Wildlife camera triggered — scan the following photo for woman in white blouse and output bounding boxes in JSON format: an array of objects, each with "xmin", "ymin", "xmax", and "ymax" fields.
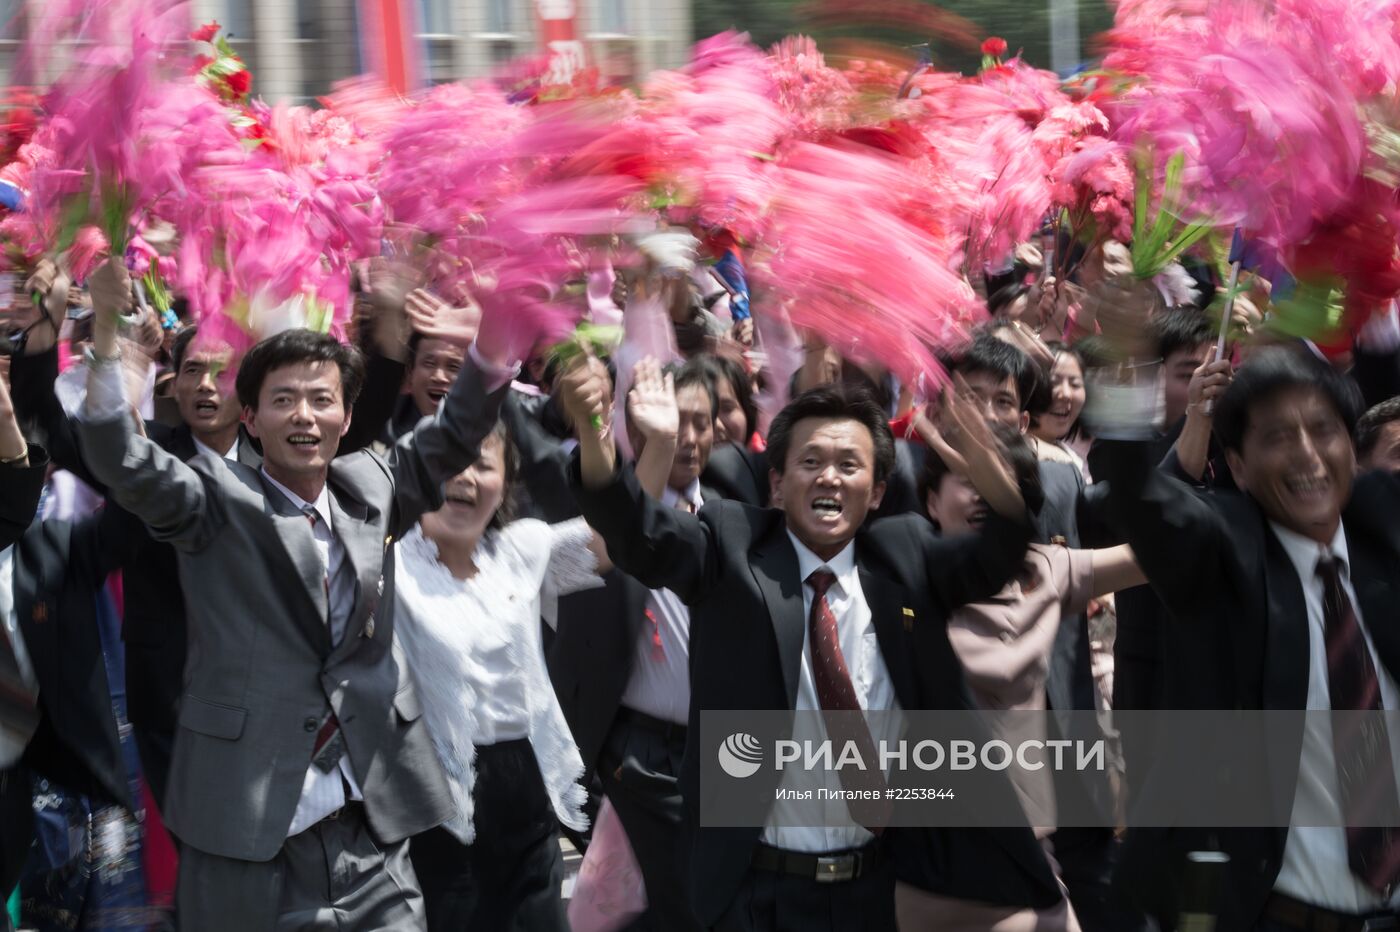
[{"xmin": 395, "ymin": 362, "xmax": 678, "ymax": 931}]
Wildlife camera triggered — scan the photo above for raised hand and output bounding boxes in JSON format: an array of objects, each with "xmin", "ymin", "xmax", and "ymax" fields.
[
  {"xmin": 1187, "ymin": 355, "xmax": 1234, "ymax": 416},
  {"xmin": 940, "ymin": 374, "xmax": 1025, "ymax": 521},
  {"xmin": 627, "ymin": 357, "xmax": 678, "ymax": 442},
  {"xmin": 558, "ymin": 352, "xmax": 612, "ymax": 434},
  {"xmin": 405, "ymin": 288, "xmax": 482, "ymax": 348}
]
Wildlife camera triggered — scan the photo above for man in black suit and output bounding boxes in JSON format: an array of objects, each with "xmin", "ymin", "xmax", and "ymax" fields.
[
  {"xmin": 549, "ymin": 358, "xmax": 723, "ymax": 932},
  {"xmin": 562, "ymin": 356, "xmax": 1052, "ymax": 931},
  {"xmin": 1091, "ymin": 345, "xmax": 1400, "ymax": 931}
]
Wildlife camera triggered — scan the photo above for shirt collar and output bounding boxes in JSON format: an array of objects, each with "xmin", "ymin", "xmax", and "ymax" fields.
[
  {"xmin": 661, "ymin": 477, "xmax": 703, "ymax": 512},
  {"xmin": 1269, "ymin": 519, "xmax": 1349, "ymax": 581},
  {"xmin": 261, "ymin": 468, "xmax": 332, "ymax": 528},
  {"xmin": 193, "ymin": 433, "xmax": 239, "ymax": 463},
  {"xmin": 785, "ymin": 530, "xmax": 858, "ymax": 598}
]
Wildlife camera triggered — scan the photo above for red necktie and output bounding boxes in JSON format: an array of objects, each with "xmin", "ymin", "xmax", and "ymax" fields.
[
  {"xmin": 1319, "ymin": 557, "xmax": 1400, "ymax": 895},
  {"xmin": 807, "ymin": 569, "xmax": 890, "ymax": 833}
]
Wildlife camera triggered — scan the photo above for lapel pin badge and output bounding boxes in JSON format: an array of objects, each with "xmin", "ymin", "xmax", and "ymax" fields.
[{"xmin": 902, "ymin": 607, "xmax": 915, "ymax": 631}]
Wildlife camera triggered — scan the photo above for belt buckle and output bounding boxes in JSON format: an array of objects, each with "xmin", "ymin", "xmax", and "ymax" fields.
[{"xmin": 814, "ymin": 854, "xmax": 856, "ymax": 884}]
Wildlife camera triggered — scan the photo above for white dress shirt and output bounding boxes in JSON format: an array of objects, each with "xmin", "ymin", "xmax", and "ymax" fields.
[
  {"xmin": 260, "ymin": 470, "xmax": 365, "ymax": 835},
  {"xmin": 1271, "ymin": 521, "xmax": 1400, "ymax": 911},
  {"xmin": 192, "ymin": 433, "xmax": 240, "ymax": 463},
  {"xmin": 0, "ymin": 546, "xmax": 38, "ymax": 769},
  {"xmin": 618, "ymin": 479, "xmax": 703, "ymax": 726},
  {"xmin": 762, "ymin": 533, "xmax": 902, "ymax": 853}
]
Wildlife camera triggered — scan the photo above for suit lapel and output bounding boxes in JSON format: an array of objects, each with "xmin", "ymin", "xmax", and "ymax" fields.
[
  {"xmin": 1261, "ymin": 529, "xmax": 1310, "ymax": 712},
  {"xmin": 259, "ymin": 474, "xmax": 332, "ymax": 654},
  {"xmin": 750, "ymin": 525, "xmax": 805, "ymax": 709},
  {"xmin": 858, "ymin": 565, "xmax": 919, "ymax": 711}
]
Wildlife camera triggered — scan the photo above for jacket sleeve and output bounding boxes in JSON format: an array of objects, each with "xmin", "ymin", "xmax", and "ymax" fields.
[
  {"xmin": 8, "ymin": 347, "xmax": 103, "ymax": 490},
  {"xmin": 385, "ymin": 352, "xmax": 510, "ymax": 538},
  {"xmin": 74, "ymin": 412, "xmax": 221, "ymax": 553},
  {"xmin": 568, "ymin": 455, "xmax": 720, "ymax": 605},
  {"xmin": 340, "ymin": 353, "xmax": 406, "ymax": 455},
  {"xmin": 1089, "ymin": 438, "xmax": 1230, "ymax": 601},
  {"xmin": 0, "ymin": 447, "xmax": 49, "ymax": 549}
]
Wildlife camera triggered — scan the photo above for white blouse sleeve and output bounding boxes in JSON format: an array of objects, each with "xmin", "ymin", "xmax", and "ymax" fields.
[{"xmin": 539, "ymin": 517, "xmax": 605, "ymax": 628}]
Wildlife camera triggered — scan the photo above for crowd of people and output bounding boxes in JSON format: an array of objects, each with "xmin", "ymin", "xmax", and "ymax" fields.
[{"xmin": 2, "ymin": 220, "xmax": 1400, "ymax": 932}]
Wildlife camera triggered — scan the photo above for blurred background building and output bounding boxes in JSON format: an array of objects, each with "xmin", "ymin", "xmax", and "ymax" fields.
[{"xmin": 0, "ymin": 0, "xmax": 1115, "ymax": 102}]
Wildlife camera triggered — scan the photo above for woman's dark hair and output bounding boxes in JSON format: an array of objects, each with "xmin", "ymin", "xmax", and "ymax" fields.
[
  {"xmin": 767, "ymin": 384, "xmax": 896, "ymax": 483},
  {"xmin": 1027, "ymin": 342, "xmax": 1087, "ymax": 440},
  {"xmin": 699, "ymin": 352, "xmax": 758, "ymax": 443},
  {"xmin": 672, "ymin": 358, "xmax": 719, "ymax": 419},
  {"xmin": 235, "ymin": 329, "xmax": 367, "ymax": 410},
  {"xmin": 1213, "ymin": 346, "xmax": 1363, "ymax": 453},
  {"xmin": 919, "ymin": 423, "xmax": 1044, "ymax": 528},
  {"xmin": 484, "ymin": 418, "xmax": 520, "ymax": 531}
]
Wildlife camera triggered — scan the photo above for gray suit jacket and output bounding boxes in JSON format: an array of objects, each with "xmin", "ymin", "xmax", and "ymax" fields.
[{"xmin": 77, "ymin": 354, "xmax": 508, "ymax": 861}]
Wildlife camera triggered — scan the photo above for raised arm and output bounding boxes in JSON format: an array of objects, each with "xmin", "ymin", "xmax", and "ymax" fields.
[
  {"xmin": 383, "ymin": 288, "xmax": 521, "ymax": 537},
  {"xmin": 562, "ymin": 355, "xmax": 717, "ymax": 603},
  {"xmin": 72, "ymin": 259, "xmax": 219, "ymax": 551}
]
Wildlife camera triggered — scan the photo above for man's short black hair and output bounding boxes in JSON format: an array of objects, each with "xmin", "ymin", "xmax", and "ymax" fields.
[
  {"xmin": 919, "ymin": 423, "xmax": 1044, "ymax": 526},
  {"xmin": 171, "ymin": 325, "xmax": 199, "ymax": 372},
  {"xmin": 1357, "ymin": 396, "xmax": 1400, "ymax": 459},
  {"xmin": 1213, "ymin": 346, "xmax": 1363, "ymax": 453},
  {"xmin": 1151, "ymin": 309, "xmax": 1214, "ymax": 362},
  {"xmin": 235, "ymin": 329, "xmax": 367, "ymax": 411},
  {"xmin": 767, "ymin": 384, "xmax": 896, "ymax": 484},
  {"xmin": 672, "ymin": 357, "xmax": 719, "ymax": 420},
  {"xmin": 946, "ymin": 333, "xmax": 1040, "ymax": 412}
]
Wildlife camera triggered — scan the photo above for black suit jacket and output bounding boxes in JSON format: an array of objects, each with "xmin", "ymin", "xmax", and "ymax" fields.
[
  {"xmin": 548, "ymin": 482, "xmax": 721, "ymax": 780},
  {"xmin": 13, "ymin": 507, "xmax": 132, "ymax": 811},
  {"xmin": 0, "ymin": 453, "xmax": 48, "ymax": 549},
  {"xmin": 1094, "ymin": 438, "xmax": 1400, "ymax": 930},
  {"xmin": 572, "ymin": 460, "xmax": 1060, "ymax": 925}
]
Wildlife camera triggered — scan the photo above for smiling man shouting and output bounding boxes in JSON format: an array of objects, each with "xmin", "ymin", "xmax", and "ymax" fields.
[
  {"xmin": 563, "ymin": 357, "xmax": 1055, "ymax": 932},
  {"xmin": 74, "ymin": 256, "xmax": 526, "ymax": 931}
]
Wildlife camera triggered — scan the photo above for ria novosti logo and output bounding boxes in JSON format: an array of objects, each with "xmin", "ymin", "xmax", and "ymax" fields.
[{"xmin": 718, "ymin": 733, "xmax": 764, "ymax": 778}]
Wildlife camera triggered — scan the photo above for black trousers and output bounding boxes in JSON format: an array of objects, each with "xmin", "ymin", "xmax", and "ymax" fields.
[
  {"xmin": 712, "ymin": 859, "xmax": 897, "ymax": 932},
  {"xmin": 599, "ymin": 711, "xmax": 704, "ymax": 932},
  {"xmin": 409, "ymin": 740, "xmax": 567, "ymax": 932}
]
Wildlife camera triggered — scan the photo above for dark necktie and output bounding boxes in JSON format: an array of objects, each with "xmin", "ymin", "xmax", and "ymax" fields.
[
  {"xmin": 303, "ymin": 507, "xmax": 345, "ymax": 774},
  {"xmin": 806, "ymin": 569, "xmax": 890, "ymax": 833},
  {"xmin": 1318, "ymin": 556, "xmax": 1400, "ymax": 896}
]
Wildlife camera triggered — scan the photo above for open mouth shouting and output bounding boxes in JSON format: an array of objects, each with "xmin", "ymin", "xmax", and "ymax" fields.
[{"xmin": 812, "ymin": 496, "xmax": 843, "ymax": 522}]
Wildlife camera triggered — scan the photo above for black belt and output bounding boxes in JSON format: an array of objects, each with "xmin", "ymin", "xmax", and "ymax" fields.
[
  {"xmin": 750, "ymin": 841, "xmax": 883, "ymax": 884},
  {"xmin": 1265, "ymin": 892, "xmax": 1400, "ymax": 932},
  {"xmin": 616, "ymin": 707, "xmax": 687, "ymax": 742}
]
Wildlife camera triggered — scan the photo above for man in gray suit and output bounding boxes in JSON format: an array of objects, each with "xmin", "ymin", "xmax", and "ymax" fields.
[{"xmin": 75, "ymin": 258, "xmax": 521, "ymax": 930}]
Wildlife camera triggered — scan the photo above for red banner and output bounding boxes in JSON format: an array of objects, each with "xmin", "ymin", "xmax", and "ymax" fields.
[{"xmin": 535, "ymin": 0, "xmax": 586, "ymax": 85}]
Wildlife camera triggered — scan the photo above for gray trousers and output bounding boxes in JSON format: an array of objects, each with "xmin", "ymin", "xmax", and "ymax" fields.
[{"xmin": 176, "ymin": 804, "xmax": 425, "ymax": 931}]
